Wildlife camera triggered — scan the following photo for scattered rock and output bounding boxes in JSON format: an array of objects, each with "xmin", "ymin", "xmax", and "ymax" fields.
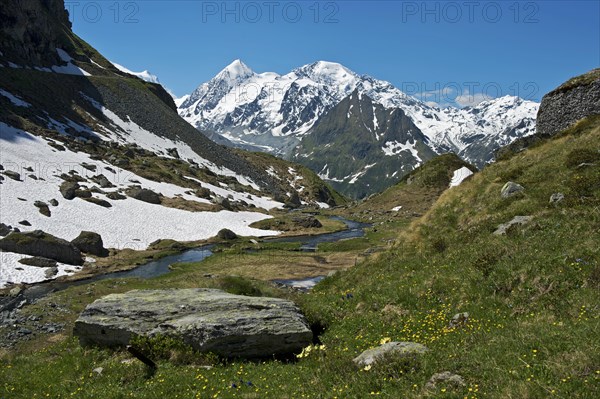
[
  {"xmin": 92, "ymin": 367, "xmax": 104, "ymax": 376},
  {"xmin": 292, "ymin": 216, "xmax": 322, "ymax": 229},
  {"xmin": 353, "ymin": 342, "xmax": 428, "ymax": 367},
  {"xmin": 84, "ymin": 197, "xmax": 112, "ymax": 208},
  {"xmin": 166, "ymin": 148, "xmax": 180, "ymax": 159},
  {"xmin": 126, "ymin": 188, "xmax": 161, "ymax": 204},
  {"xmin": 18, "ymin": 257, "xmax": 57, "ymax": 268},
  {"xmin": 71, "ymin": 231, "xmax": 108, "ymax": 257},
  {"xmin": 49, "ymin": 199, "xmax": 59, "ymax": 206},
  {"xmin": 0, "ymin": 223, "xmax": 11, "ymax": 236},
  {"xmin": 195, "ymin": 187, "xmax": 212, "ymax": 199},
  {"xmin": 106, "ymin": 191, "xmax": 126, "ymax": 200},
  {"xmin": 73, "ymin": 288, "xmax": 313, "ymax": 358},
  {"xmin": 217, "ymin": 229, "xmax": 237, "ymax": 240},
  {"xmin": 501, "ymin": 181, "xmax": 525, "ymax": 198},
  {"xmin": 449, "ymin": 312, "xmax": 469, "ymax": 328},
  {"xmin": 550, "ymin": 192, "xmax": 565, "ymax": 205},
  {"xmin": 18, "ymin": 220, "xmax": 31, "ymax": 226},
  {"xmin": 214, "ymin": 196, "xmax": 232, "ymax": 210},
  {"xmin": 60, "ymin": 181, "xmax": 80, "ymax": 200},
  {"xmin": 91, "ymin": 174, "xmax": 114, "ymax": 188},
  {"xmin": 2, "ymin": 170, "xmax": 21, "ymax": 181},
  {"xmin": 0, "ymin": 230, "xmax": 84, "ymax": 265},
  {"xmin": 34, "ymin": 201, "xmax": 51, "ymax": 217},
  {"xmin": 44, "ymin": 267, "xmax": 58, "ymax": 278},
  {"xmin": 81, "ymin": 163, "xmax": 97, "ymax": 172},
  {"xmin": 425, "ymin": 371, "xmax": 466, "ymax": 390},
  {"xmin": 493, "ymin": 215, "xmax": 533, "ymax": 236}
]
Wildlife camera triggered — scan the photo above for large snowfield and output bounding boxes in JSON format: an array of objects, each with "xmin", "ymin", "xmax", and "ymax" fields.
[{"xmin": 0, "ymin": 123, "xmax": 281, "ymax": 288}]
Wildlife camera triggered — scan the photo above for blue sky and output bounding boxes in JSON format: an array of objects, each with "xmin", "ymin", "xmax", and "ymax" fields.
[{"xmin": 70, "ymin": 1, "xmax": 599, "ymax": 106}]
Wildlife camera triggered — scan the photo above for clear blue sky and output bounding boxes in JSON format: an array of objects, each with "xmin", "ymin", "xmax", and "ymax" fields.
[{"xmin": 70, "ymin": 0, "xmax": 599, "ymax": 105}]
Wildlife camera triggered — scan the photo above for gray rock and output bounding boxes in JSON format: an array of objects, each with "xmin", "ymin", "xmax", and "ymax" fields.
[
  {"xmin": 0, "ymin": 230, "xmax": 84, "ymax": 265},
  {"xmin": 214, "ymin": 196, "xmax": 232, "ymax": 210},
  {"xmin": 84, "ymin": 197, "xmax": 112, "ymax": 208},
  {"xmin": 425, "ymin": 371, "xmax": 466, "ymax": 390},
  {"xmin": 501, "ymin": 182, "xmax": 525, "ymax": 198},
  {"xmin": 217, "ymin": 228, "xmax": 237, "ymax": 240},
  {"xmin": 0, "ymin": 223, "xmax": 11, "ymax": 236},
  {"xmin": 34, "ymin": 201, "xmax": 51, "ymax": 217},
  {"xmin": 106, "ymin": 191, "xmax": 126, "ymax": 200},
  {"xmin": 18, "ymin": 220, "xmax": 31, "ymax": 226},
  {"xmin": 71, "ymin": 231, "xmax": 108, "ymax": 257},
  {"xmin": 2, "ymin": 170, "xmax": 21, "ymax": 181},
  {"xmin": 126, "ymin": 188, "xmax": 161, "ymax": 204},
  {"xmin": 449, "ymin": 312, "xmax": 469, "ymax": 328},
  {"xmin": 18, "ymin": 257, "xmax": 57, "ymax": 268},
  {"xmin": 44, "ymin": 267, "xmax": 58, "ymax": 278},
  {"xmin": 59, "ymin": 181, "xmax": 80, "ymax": 200},
  {"xmin": 166, "ymin": 148, "xmax": 180, "ymax": 159},
  {"xmin": 353, "ymin": 341, "xmax": 428, "ymax": 367},
  {"xmin": 73, "ymin": 288, "xmax": 313, "ymax": 358},
  {"xmin": 550, "ymin": 192, "xmax": 565, "ymax": 205},
  {"xmin": 292, "ymin": 216, "xmax": 322, "ymax": 229},
  {"xmin": 49, "ymin": 199, "xmax": 59, "ymax": 206},
  {"xmin": 493, "ymin": 215, "xmax": 533, "ymax": 236},
  {"xmin": 91, "ymin": 174, "xmax": 115, "ymax": 188}
]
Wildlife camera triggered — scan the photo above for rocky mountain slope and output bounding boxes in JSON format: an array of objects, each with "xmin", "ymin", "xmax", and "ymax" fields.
[
  {"xmin": 0, "ymin": 0, "xmax": 344, "ymax": 288},
  {"xmin": 179, "ymin": 60, "xmax": 538, "ymax": 198}
]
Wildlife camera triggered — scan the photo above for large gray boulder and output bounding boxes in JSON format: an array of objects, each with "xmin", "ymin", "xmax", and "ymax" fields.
[
  {"xmin": 126, "ymin": 188, "xmax": 161, "ymax": 204},
  {"xmin": 0, "ymin": 230, "xmax": 84, "ymax": 265},
  {"xmin": 73, "ymin": 289, "xmax": 313, "ymax": 358}
]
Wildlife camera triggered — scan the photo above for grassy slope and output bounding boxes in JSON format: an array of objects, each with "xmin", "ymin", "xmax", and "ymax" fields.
[{"xmin": 1, "ymin": 119, "xmax": 599, "ymax": 398}]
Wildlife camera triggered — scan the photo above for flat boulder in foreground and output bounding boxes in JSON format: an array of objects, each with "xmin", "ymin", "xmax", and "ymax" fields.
[{"xmin": 73, "ymin": 288, "xmax": 313, "ymax": 358}]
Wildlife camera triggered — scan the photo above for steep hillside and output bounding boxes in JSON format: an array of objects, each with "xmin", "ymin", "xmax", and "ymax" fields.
[{"xmin": 0, "ymin": 0, "xmax": 344, "ymax": 288}]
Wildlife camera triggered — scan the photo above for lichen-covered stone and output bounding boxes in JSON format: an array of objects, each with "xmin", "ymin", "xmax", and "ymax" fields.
[
  {"xmin": 73, "ymin": 289, "xmax": 313, "ymax": 358},
  {"xmin": 353, "ymin": 341, "xmax": 428, "ymax": 367}
]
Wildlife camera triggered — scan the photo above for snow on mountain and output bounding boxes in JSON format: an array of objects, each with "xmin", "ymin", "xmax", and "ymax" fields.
[
  {"xmin": 0, "ymin": 122, "xmax": 280, "ymax": 287},
  {"xmin": 178, "ymin": 60, "xmax": 539, "ymax": 164},
  {"xmin": 113, "ymin": 62, "xmax": 160, "ymax": 84}
]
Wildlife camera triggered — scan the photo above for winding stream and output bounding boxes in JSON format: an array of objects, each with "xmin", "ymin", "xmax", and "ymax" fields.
[{"xmin": 1, "ymin": 217, "xmax": 368, "ymax": 308}]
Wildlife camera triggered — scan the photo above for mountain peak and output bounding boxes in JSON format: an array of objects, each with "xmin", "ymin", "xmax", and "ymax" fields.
[{"xmin": 216, "ymin": 59, "xmax": 254, "ymax": 82}]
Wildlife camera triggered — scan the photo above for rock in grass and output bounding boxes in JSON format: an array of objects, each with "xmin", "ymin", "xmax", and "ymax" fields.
[
  {"xmin": 425, "ymin": 371, "xmax": 466, "ymax": 390},
  {"xmin": 500, "ymin": 181, "xmax": 525, "ymax": 198},
  {"xmin": 73, "ymin": 288, "xmax": 313, "ymax": 358},
  {"xmin": 549, "ymin": 192, "xmax": 565, "ymax": 205},
  {"xmin": 353, "ymin": 342, "xmax": 428, "ymax": 367},
  {"xmin": 0, "ymin": 230, "xmax": 83, "ymax": 265},
  {"xmin": 71, "ymin": 231, "xmax": 108, "ymax": 257},
  {"xmin": 493, "ymin": 215, "xmax": 532, "ymax": 236}
]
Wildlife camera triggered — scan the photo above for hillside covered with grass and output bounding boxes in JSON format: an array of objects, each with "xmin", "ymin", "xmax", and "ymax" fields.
[{"xmin": 2, "ymin": 112, "xmax": 598, "ymax": 399}]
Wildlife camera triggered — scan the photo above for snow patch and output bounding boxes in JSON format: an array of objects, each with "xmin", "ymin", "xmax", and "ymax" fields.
[
  {"xmin": 0, "ymin": 89, "xmax": 31, "ymax": 107},
  {"xmin": 449, "ymin": 167, "xmax": 474, "ymax": 187}
]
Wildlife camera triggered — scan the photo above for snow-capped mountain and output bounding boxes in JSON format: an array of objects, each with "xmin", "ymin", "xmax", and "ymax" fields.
[{"xmin": 178, "ymin": 60, "xmax": 539, "ymax": 165}]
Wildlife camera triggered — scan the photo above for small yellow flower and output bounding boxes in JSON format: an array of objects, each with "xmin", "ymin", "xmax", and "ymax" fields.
[
  {"xmin": 363, "ymin": 364, "xmax": 372, "ymax": 371},
  {"xmin": 379, "ymin": 337, "xmax": 391, "ymax": 345}
]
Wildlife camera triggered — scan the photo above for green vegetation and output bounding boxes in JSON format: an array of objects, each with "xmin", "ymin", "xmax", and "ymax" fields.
[
  {"xmin": 1, "ymin": 118, "xmax": 599, "ymax": 398},
  {"xmin": 552, "ymin": 68, "xmax": 600, "ymax": 94}
]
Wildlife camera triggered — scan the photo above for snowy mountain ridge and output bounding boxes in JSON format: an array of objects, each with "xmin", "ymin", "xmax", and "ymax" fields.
[{"xmin": 178, "ymin": 60, "xmax": 539, "ymax": 164}]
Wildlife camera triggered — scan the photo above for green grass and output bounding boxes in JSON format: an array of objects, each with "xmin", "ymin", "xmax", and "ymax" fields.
[{"xmin": 1, "ymin": 118, "xmax": 599, "ymax": 398}]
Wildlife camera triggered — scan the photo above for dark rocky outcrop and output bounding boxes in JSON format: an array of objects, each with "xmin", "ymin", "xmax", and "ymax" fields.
[
  {"xmin": 71, "ymin": 231, "xmax": 108, "ymax": 257},
  {"xmin": 217, "ymin": 229, "xmax": 237, "ymax": 240},
  {"xmin": 536, "ymin": 69, "xmax": 600, "ymax": 138},
  {"xmin": 292, "ymin": 216, "xmax": 323, "ymax": 229},
  {"xmin": 126, "ymin": 188, "xmax": 161, "ymax": 204},
  {"xmin": 0, "ymin": 230, "xmax": 83, "ymax": 265},
  {"xmin": 18, "ymin": 256, "xmax": 58, "ymax": 268},
  {"xmin": 59, "ymin": 181, "xmax": 79, "ymax": 200},
  {"xmin": 73, "ymin": 289, "xmax": 313, "ymax": 358}
]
